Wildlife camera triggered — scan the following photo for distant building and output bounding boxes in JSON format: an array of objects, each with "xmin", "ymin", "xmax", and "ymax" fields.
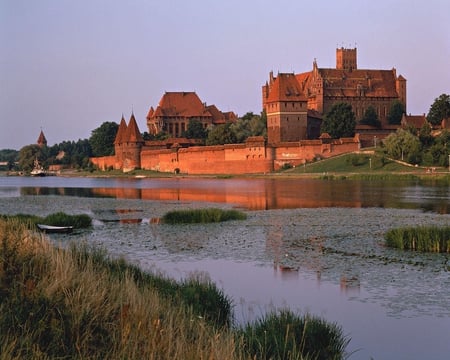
[
  {"xmin": 263, "ymin": 47, "xmax": 407, "ymax": 144},
  {"xmin": 401, "ymin": 114, "xmax": 428, "ymax": 132},
  {"xmin": 146, "ymin": 92, "xmax": 237, "ymax": 137},
  {"xmin": 37, "ymin": 130, "xmax": 47, "ymax": 147}
]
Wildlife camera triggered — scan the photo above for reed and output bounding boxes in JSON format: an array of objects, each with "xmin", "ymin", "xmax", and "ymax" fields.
[
  {"xmin": 162, "ymin": 208, "xmax": 247, "ymax": 224},
  {"xmin": 239, "ymin": 309, "xmax": 349, "ymax": 360},
  {"xmin": 385, "ymin": 226, "xmax": 450, "ymax": 252}
]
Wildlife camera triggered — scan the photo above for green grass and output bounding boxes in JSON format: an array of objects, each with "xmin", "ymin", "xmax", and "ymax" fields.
[
  {"xmin": 385, "ymin": 226, "xmax": 450, "ymax": 252},
  {"xmin": 239, "ymin": 309, "xmax": 349, "ymax": 360},
  {"xmin": 286, "ymin": 153, "xmax": 424, "ymax": 175},
  {"xmin": 162, "ymin": 208, "xmax": 247, "ymax": 224},
  {"xmin": 1, "ymin": 212, "xmax": 92, "ymax": 229}
]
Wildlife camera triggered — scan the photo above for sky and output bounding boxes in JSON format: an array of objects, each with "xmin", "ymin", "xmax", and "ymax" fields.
[{"xmin": 1, "ymin": 0, "xmax": 449, "ymax": 150}]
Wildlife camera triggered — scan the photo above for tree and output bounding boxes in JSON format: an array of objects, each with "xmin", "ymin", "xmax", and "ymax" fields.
[
  {"xmin": 382, "ymin": 128, "xmax": 421, "ymax": 163},
  {"xmin": 427, "ymin": 93, "xmax": 450, "ymax": 126},
  {"xmin": 89, "ymin": 122, "xmax": 119, "ymax": 157},
  {"xmin": 18, "ymin": 145, "xmax": 45, "ymax": 172},
  {"xmin": 387, "ymin": 100, "xmax": 405, "ymax": 125},
  {"xmin": 231, "ymin": 111, "xmax": 267, "ymax": 143},
  {"xmin": 359, "ymin": 106, "xmax": 381, "ymax": 128},
  {"xmin": 321, "ymin": 103, "xmax": 356, "ymax": 138},
  {"xmin": 183, "ymin": 119, "xmax": 207, "ymax": 140},
  {"xmin": 418, "ymin": 121, "xmax": 433, "ymax": 147},
  {"xmin": 206, "ymin": 123, "xmax": 237, "ymax": 145}
]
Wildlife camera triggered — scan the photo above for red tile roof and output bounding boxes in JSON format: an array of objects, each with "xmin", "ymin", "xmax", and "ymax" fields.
[
  {"xmin": 114, "ymin": 116, "xmax": 127, "ymax": 145},
  {"xmin": 265, "ymin": 73, "xmax": 308, "ymax": 103},
  {"xmin": 125, "ymin": 113, "xmax": 144, "ymax": 143}
]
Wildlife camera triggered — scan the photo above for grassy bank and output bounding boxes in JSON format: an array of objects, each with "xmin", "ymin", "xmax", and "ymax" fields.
[
  {"xmin": 0, "ymin": 218, "xmax": 349, "ymax": 359},
  {"xmin": 385, "ymin": 226, "xmax": 450, "ymax": 252}
]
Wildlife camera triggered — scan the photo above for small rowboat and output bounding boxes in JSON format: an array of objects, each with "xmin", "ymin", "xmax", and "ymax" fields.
[{"xmin": 37, "ymin": 224, "xmax": 74, "ymax": 234}]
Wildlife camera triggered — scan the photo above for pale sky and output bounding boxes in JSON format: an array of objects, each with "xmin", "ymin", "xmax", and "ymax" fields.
[{"xmin": 1, "ymin": 0, "xmax": 449, "ymax": 150}]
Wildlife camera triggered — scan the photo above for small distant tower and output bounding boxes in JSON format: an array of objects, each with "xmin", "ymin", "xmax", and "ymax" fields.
[
  {"xmin": 336, "ymin": 47, "xmax": 357, "ymax": 71},
  {"xmin": 122, "ymin": 113, "xmax": 144, "ymax": 172},
  {"xmin": 37, "ymin": 129, "xmax": 47, "ymax": 147}
]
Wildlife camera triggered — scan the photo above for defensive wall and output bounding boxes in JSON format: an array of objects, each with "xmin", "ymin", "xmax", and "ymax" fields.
[{"xmin": 90, "ymin": 135, "xmax": 360, "ymax": 175}]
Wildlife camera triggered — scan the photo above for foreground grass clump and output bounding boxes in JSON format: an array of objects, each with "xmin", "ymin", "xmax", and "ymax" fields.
[
  {"xmin": 1, "ymin": 211, "xmax": 92, "ymax": 229},
  {"xmin": 0, "ymin": 218, "xmax": 349, "ymax": 359},
  {"xmin": 162, "ymin": 207, "xmax": 247, "ymax": 224},
  {"xmin": 385, "ymin": 226, "xmax": 450, "ymax": 252},
  {"xmin": 240, "ymin": 310, "xmax": 349, "ymax": 360}
]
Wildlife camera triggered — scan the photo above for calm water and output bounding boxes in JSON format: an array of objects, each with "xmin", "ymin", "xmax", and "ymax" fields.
[{"xmin": 1, "ymin": 176, "xmax": 449, "ymax": 360}]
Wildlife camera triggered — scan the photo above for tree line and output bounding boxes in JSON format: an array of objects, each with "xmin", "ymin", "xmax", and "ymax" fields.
[{"xmin": 1, "ymin": 94, "xmax": 449, "ymax": 171}]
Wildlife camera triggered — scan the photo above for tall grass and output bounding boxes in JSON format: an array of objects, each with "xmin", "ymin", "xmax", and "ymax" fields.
[
  {"xmin": 239, "ymin": 309, "xmax": 349, "ymax": 360},
  {"xmin": 162, "ymin": 208, "xmax": 247, "ymax": 224},
  {"xmin": 385, "ymin": 226, "xmax": 450, "ymax": 252},
  {"xmin": 1, "ymin": 211, "xmax": 92, "ymax": 229},
  {"xmin": 0, "ymin": 218, "xmax": 349, "ymax": 359}
]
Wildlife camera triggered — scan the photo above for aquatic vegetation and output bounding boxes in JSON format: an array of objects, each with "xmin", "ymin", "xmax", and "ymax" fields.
[
  {"xmin": 162, "ymin": 208, "xmax": 247, "ymax": 224},
  {"xmin": 239, "ymin": 309, "xmax": 349, "ymax": 360},
  {"xmin": 0, "ymin": 211, "xmax": 92, "ymax": 229},
  {"xmin": 385, "ymin": 226, "xmax": 450, "ymax": 252}
]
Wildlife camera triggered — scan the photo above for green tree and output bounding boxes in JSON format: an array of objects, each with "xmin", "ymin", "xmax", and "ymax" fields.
[
  {"xmin": 383, "ymin": 128, "xmax": 421, "ymax": 163},
  {"xmin": 424, "ymin": 130, "xmax": 450, "ymax": 166},
  {"xmin": 0, "ymin": 149, "xmax": 19, "ymax": 170},
  {"xmin": 387, "ymin": 100, "xmax": 405, "ymax": 125},
  {"xmin": 418, "ymin": 121, "xmax": 433, "ymax": 147},
  {"xmin": 427, "ymin": 93, "xmax": 450, "ymax": 126},
  {"xmin": 206, "ymin": 123, "xmax": 237, "ymax": 145},
  {"xmin": 359, "ymin": 106, "xmax": 381, "ymax": 128},
  {"xmin": 89, "ymin": 122, "xmax": 119, "ymax": 157},
  {"xmin": 183, "ymin": 119, "xmax": 207, "ymax": 140},
  {"xmin": 321, "ymin": 103, "xmax": 356, "ymax": 138},
  {"xmin": 231, "ymin": 111, "xmax": 267, "ymax": 143},
  {"xmin": 18, "ymin": 145, "xmax": 45, "ymax": 172}
]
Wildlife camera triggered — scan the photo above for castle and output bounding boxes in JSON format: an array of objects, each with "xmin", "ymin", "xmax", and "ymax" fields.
[
  {"xmin": 146, "ymin": 92, "xmax": 237, "ymax": 137},
  {"xmin": 263, "ymin": 47, "xmax": 406, "ymax": 144},
  {"xmin": 92, "ymin": 47, "xmax": 412, "ymax": 174}
]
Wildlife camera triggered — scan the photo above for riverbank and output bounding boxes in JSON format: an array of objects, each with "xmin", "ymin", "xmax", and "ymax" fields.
[{"xmin": 0, "ymin": 218, "xmax": 348, "ymax": 360}]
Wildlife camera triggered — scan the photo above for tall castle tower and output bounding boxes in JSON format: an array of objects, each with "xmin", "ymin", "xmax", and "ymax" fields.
[
  {"xmin": 113, "ymin": 113, "xmax": 144, "ymax": 172},
  {"xmin": 336, "ymin": 47, "xmax": 357, "ymax": 71}
]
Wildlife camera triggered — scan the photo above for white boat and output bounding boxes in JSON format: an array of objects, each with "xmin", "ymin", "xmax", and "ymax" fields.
[
  {"xmin": 31, "ymin": 158, "xmax": 46, "ymax": 176},
  {"xmin": 37, "ymin": 224, "xmax": 73, "ymax": 233}
]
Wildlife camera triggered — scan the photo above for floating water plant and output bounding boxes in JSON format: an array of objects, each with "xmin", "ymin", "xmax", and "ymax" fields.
[
  {"xmin": 385, "ymin": 226, "xmax": 450, "ymax": 252},
  {"xmin": 162, "ymin": 208, "xmax": 247, "ymax": 224}
]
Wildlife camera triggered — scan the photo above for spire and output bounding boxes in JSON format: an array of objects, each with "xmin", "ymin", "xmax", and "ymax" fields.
[
  {"xmin": 125, "ymin": 113, "xmax": 144, "ymax": 143},
  {"xmin": 37, "ymin": 129, "xmax": 47, "ymax": 147},
  {"xmin": 114, "ymin": 116, "xmax": 127, "ymax": 145}
]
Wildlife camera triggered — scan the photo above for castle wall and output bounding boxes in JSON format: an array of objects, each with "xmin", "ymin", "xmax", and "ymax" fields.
[{"xmin": 90, "ymin": 155, "xmax": 116, "ymax": 170}]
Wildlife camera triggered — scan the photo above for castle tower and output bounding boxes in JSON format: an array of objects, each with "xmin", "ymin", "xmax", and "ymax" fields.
[
  {"xmin": 114, "ymin": 115, "xmax": 127, "ymax": 169},
  {"xmin": 336, "ymin": 47, "xmax": 357, "ymax": 71},
  {"xmin": 396, "ymin": 74, "xmax": 407, "ymax": 112},
  {"xmin": 122, "ymin": 113, "xmax": 144, "ymax": 172},
  {"xmin": 37, "ymin": 130, "xmax": 47, "ymax": 147}
]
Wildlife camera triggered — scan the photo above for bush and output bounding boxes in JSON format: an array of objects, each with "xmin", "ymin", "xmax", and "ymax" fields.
[
  {"xmin": 240, "ymin": 309, "xmax": 349, "ymax": 360},
  {"xmin": 1, "ymin": 212, "xmax": 92, "ymax": 229},
  {"xmin": 162, "ymin": 208, "xmax": 247, "ymax": 224},
  {"xmin": 385, "ymin": 226, "xmax": 450, "ymax": 252}
]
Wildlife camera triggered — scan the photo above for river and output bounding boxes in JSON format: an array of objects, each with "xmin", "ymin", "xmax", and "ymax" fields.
[{"xmin": 0, "ymin": 175, "xmax": 449, "ymax": 360}]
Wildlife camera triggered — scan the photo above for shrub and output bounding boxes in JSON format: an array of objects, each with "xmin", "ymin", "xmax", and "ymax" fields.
[
  {"xmin": 385, "ymin": 226, "xmax": 450, "ymax": 252},
  {"xmin": 162, "ymin": 208, "xmax": 247, "ymax": 224}
]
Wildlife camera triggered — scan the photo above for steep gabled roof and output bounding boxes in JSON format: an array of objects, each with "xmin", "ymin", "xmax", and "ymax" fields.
[
  {"xmin": 150, "ymin": 92, "xmax": 212, "ymax": 118},
  {"xmin": 265, "ymin": 73, "xmax": 307, "ymax": 103},
  {"xmin": 401, "ymin": 114, "xmax": 427, "ymax": 129},
  {"xmin": 318, "ymin": 68, "xmax": 399, "ymax": 98},
  {"xmin": 124, "ymin": 113, "xmax": 144, "ymax": 143},
  {"xmin": 37, "ymin": 130, "xmax": 47, "ymax": 146},
  {"xmin": 114, "ymin": 116, "xmax": 128, "ymax": 145}
]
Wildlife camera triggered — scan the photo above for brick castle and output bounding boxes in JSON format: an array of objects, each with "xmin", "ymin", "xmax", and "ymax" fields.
[{"xmin": 91, "ymin": 47, "xmax": 411, "ymax": 174}]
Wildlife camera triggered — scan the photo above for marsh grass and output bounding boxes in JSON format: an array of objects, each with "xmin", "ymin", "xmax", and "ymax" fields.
[
  {"xmin": 385, "ymin": 226, "xmax": 450, "ymax": 252},
  {"xmin": 1, "ymin": 211, "xmax": 92, "ymax": 229},
  {"xmin": 0, "ymin": 218, "xmax": 348, "ymax": 359},
  {"xmin": 239, "ymin": 309, "xmax": 349, "ymax": 360},
  {"xmin": 162, "ymin": 208, "xmax": 247, "ymax": 224}
]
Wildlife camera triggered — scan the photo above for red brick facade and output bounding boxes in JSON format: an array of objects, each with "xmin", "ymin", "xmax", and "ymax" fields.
[{"xmin": 262, "ymin": 48, "xmax": 407, "ymax": 144}]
